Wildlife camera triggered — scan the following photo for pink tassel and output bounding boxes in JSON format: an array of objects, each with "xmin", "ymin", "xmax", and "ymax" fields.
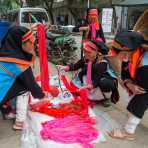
[
  {"xmin": 90, "ymin": 24, "xmax": 96, "ymax": 41},
  {"xmin": 37, "ymin": 24, "xmax": 50, "ymax": 92},
  {"xmin": 87, "ymin": 61, "xmax": 92, "ymax": 85},
  {"xmin": 95, "ymin": 38, "xmax": 103, "ymax": 43}
]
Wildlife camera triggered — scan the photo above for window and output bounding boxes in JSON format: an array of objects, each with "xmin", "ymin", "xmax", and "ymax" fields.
[
  {"xmin": 21, "ymin": 11, "xmax": 48, "ymax": 23},
  {"xmin": 7, "ymin": 12, "xmax": 18, "ymax": 23}
]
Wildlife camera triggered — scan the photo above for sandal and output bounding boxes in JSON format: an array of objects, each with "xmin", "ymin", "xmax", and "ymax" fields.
[
  {"xmin": 108, "ymin": 129, "xmax": 135, "ymax": 141},
  {"xmin": 12, "ymin": 121, "xmax": 23, "ymax": 130}
]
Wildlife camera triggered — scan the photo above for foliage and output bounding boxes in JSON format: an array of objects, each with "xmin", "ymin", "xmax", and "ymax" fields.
[
  {"xmin": 26, "ymin": 0, "xmax": 42, "ymax": 7},
  {"xmin": 0, "ymin": 0, "xmax": 20, "ymax": 13},
  {"xmin": 26, "ymin": 0, "xmax": 54, "ymax": 24}
]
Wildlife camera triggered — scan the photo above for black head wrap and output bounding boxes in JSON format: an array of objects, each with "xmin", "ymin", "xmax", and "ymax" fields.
[
  {"xmin": 114, "ymin": 31, "xmax": 148, "ymax": 51},
  {"xmin": 0, "ymin": 26, "xmax": 33, "ymax": 61}
]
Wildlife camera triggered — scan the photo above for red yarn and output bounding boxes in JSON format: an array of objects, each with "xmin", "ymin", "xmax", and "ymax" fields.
[
  {"xmin": 37, "ymin": 24, "xmax": 59, "ymax": 96},
  {"xmin": 31, "ymin": 75, "xmax": 91, "ymax": 118},
  {"xmin": 37, "ymin": 24, "xmax": 50, "ymax": 92},
  {"xmin": 50, "ymin": 86, "xmax": 59, "ymax": 97},
  {"xmin": 61, "ymin": 75, "xmax": 78, "ymax": 93},
  {"xmin": 35, "ymin": 75, "xmax": 41, "ymax": 81},
  {"xmin": 31, "ymin": 88, "xmax": 90, "ymax": 118}
]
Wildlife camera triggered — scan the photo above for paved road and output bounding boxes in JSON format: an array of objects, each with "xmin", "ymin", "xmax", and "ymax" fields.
[{"xmin": 0, "ymin": 34, "xmax": 148, "ymax": 148}]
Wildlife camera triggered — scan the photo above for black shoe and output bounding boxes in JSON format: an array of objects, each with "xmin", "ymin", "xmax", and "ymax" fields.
[{"xmin": 101, "ymin": 99, "xmax": 111, "ymax": 107}]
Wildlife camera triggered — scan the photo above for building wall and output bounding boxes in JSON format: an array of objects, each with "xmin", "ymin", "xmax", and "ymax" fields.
[
  {"xmin": 127, "ymin": 6, "xmax": 148, "ymax": 30},
  {"xmin": 53, "ymin": 7, "xmax": 86, "ymax": 25},
  {"xmin": 114, "ymin": 5, "xmax": 148, "ymax": 32},
  {"xmin": 53, "ymin": 7, "xmax": 69, "ymax": 25},
  {"xmin": 114, "ymin": 6, "xmax": 122, "ymax": 32}
]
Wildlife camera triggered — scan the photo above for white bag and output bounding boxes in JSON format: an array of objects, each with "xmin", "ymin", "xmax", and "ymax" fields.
[
  {"xmin": 83, "ymin": 76, "xmax": 105, "ymax": 101},
  {"xmin": 88, "ymin": 87, "xmax": 105, "ymax": 101}
]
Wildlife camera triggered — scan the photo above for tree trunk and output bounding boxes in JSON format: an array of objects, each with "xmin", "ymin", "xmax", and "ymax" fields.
[
  {"xmin": 112, "ymin": 7, "xmax": 117, "ymax": 33},
  {"xmin": 66, "ymin": 0, "xmax": 85, "ymax": 25},
  {"xmin": 108, "ymin": 0, "xmax": 117, "ymax": 33},
  {"xmin": 16, "ymin": 0, "xmax": 23, "ymax": 7},
  {"xmin": 67, "ymin": 7, "xmax": 77, "ymax": 24},
  {"xmin": 44, "ymin": 0, "xmax": 54, "ymax": 24}
]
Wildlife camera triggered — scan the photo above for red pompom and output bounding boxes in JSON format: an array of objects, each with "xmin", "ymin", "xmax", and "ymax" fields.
[
  {"xmin": 35, "ymin": 75, "xmax": 41, "ymax": 81},
  {"xmin": 50, "ymin": 86, "xmax": 59, "ymax": 97}
]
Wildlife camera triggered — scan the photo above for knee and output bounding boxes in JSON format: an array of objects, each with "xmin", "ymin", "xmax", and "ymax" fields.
[
  {"xmin": 99, "ymin": 78, "xmax": 116, "ymax": 92},
  {"xmin": 127, "ymin": 95, "xmax": 148, "ymax": 118}
]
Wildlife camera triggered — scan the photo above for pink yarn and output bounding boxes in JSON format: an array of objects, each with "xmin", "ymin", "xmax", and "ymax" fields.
[
  {"xmin": 90, "ymin": 24, "xmax": 96, "ymax": 41},
  {"xmin": 40, "ymin": 115, "xmax": 99, "ymax": 148},
  {"xmin": 89, "ymin": 24, "xmax": 103, "ymax": 43},
  {"xmin": 87, "ymin": 61, "xmax": 92, "ymax": 85},
  {"xmin": 95, "ymin": 37, "xmax": 103, "ymax": 43}
]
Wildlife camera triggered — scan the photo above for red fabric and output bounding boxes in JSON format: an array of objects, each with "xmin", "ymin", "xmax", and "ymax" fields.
[
  {"xmin": 61, "ymin": 75, "xmax": 78, "ymax": 93},
  {"xmin": 31, "ymin": 75, "xmax": 91, "ymax": 118},
  {"xmin": 31, "ymin": 97, "xmax": 88, "ymax": 118},
  {"xmin": 35, "ymin": 74, "xmax": 59, "ymax": 97},
  {"xmin": 50, "ymin": 86, "xmax": 59, "ymax": 97},
  {"xmin": 31, "ymin": 88, "xmax": 90, "ymax": 118},
  {"xmin": 37, "ymin": 24, "xmax": 50, "ymax": 92},
  {"xmin": 129, "ymin": 48, "xmax": 143, "ymax": 78},
  {"xmin": 35, "ymin": 75, "xmax": 41, "ymax": 81}
]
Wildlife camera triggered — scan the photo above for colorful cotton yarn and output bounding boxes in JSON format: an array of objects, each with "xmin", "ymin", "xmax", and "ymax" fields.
[
  {"xmin": 31, "ymin": 88, "xmax": 90, "ymax": 118},
  {"xmin": 40, "ymin": 115, "xmax": 98, "ymax": 148},
  {"xmin": 37, "ymin": 24, "xmax": 50, "ymax": 92},
  {"xmin": 31, "ymin": 74, "xmax": 91, "ymax": 118}
]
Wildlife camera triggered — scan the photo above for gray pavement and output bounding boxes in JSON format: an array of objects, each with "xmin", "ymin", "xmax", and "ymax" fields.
[
  {"xmin": 0, "ymin": 35, "xmax": 148, "ymax": 148},
  {"xmin": 0, "ymin": 61, "xmax": 148, "ymax": 148}
]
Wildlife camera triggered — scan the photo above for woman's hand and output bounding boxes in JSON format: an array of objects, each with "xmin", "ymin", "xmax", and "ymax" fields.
[
  {"xmin": 79, "ymin": 26, "xmax": 89, "ymax": 32},
  {"xmin": 125, "ymin": 82, "xmax": 146, "ymax": 95},
  {"xmin": 43, "ymin": 91, "xmax": 49, "ymax": 98},
  {"xmin": 79, "ymin": 84, "xmax": 93, "ymax": 90},
  {"xmin": 31, "ymin": 22, "xmax": 42, "ymax": 31},
  {"xmin": 30, "ymin": 98, "xmax": 51, "ymax": 110},
  {"xmin": 117, "ymin": 77, "xmax": 125, "ymax": 88},
  {"xmin": 56, "ymin": 65, "xmax": 70, "ymax": 72}
]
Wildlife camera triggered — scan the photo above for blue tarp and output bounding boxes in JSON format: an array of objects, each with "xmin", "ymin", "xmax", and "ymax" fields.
[{"xmin": 0, "ymin": 21, "xmax": 10, "ymax": 47}]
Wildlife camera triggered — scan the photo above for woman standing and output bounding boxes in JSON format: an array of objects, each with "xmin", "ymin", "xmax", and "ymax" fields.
[
  {"xmin": 73, "ymin": 8, "xmax": 107, "ymax": 59},
  {"xmin": 73, "ymin": 8, "xmax": 105, "ymax": 43}
]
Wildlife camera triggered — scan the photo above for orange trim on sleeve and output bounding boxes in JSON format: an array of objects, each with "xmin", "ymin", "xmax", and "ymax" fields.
[
  {"xmin": 130, "ymin": 48, "xmax": 143, "ymax": 78},
  {"xmin": 0, "ymin": 56, "xmax": 36, "ymax": 71}
]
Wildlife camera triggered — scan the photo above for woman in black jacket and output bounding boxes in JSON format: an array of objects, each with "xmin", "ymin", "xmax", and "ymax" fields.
[{"xmin": 59, "ymin": 40, "xmax": 119, "ymax": 106}]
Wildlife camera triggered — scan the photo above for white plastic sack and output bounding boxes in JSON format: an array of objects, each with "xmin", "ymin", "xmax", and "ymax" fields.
[
  {"xmin": 21, "ymin": 108, "xmax": 102, "ymax": 148},
  {"xmin": 21, "ymin": 75, "xmax": 106, "ymax": 148}
]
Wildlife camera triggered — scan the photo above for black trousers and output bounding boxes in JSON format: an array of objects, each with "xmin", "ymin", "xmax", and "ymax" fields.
[
  {"xmin": 127, "ymin": 93, "xmax": 148, "ymax": 119},
  {"xmin": 99, "ymin": 77, "xmax": 119, "ymax": 103},
  {"xmin": 99, "ymin": 77, "xmax": 116, "ymax": 92}
]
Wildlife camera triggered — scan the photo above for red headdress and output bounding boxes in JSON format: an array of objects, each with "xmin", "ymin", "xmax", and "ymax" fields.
[
  {"xmin": 87, "ymin": 8, "xmax": 100, "ymax": 30},
  {"xmin": 22, "ymin": 30, "xmax": 34, "ymax": 43}
]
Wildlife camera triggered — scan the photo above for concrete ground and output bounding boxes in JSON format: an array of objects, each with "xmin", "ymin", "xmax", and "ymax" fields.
[
  {"xmin": 0, "ymin": 35, "xmax": 148, "ymax": 148},
  {"xmin": 0, "ymin": 61, "xmax": 148, "ymax": 148}
]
